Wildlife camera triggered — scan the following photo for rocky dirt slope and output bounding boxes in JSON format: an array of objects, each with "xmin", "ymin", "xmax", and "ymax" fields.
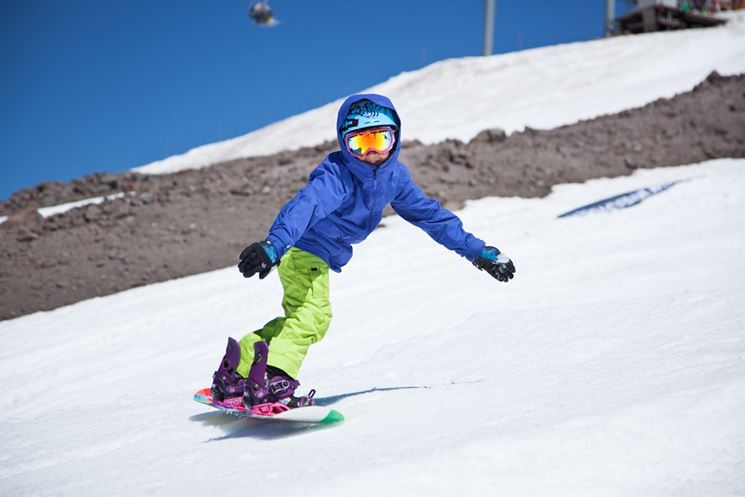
[{"xmin": 1, "ymin": 72, "xmax": 743, "ymax": 320}]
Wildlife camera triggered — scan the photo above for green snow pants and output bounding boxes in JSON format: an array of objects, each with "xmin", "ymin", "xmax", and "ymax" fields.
[{"xmin": 235, "ymin": 248, "xmax": 332, "ymax": 380}]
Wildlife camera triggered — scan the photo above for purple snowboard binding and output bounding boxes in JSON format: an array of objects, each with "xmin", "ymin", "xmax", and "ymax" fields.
[
  {"xmin": 211, "ymin": 337, "xmax": 246, "ymax": 404},
  {"xmin": 243, "ymin": 341, "xmax": 316, "ymax": 415}
]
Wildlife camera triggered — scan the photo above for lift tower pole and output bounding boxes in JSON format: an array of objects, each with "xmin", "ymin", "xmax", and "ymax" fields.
[
  {"xmin": 483, "ymin": 0, "xmax": 496, "ymax": 55},
  {"xmin": 606, "ymin": 0, "xmax": 616, "ymax": 36}
]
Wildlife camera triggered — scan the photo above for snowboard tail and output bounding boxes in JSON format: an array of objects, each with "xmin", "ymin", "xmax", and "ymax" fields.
[{"xmin": 193, "ymin": 388, "xmax": 344, "ymax": 424}]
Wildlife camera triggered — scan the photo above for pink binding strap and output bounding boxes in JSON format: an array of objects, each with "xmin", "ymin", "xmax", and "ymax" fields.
[
  {"xmin": 212, "ymin": 397, "xmax": 245, "ymax": 411},
  {"xmin": 250, "ymin": 402, "xmax": 291, "ymax": 416}
]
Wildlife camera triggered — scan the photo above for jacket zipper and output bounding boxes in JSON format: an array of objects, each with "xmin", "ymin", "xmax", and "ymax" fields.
[{"xmin": 368, "ymin": 167, "xmax": 378, "ymax": 231}]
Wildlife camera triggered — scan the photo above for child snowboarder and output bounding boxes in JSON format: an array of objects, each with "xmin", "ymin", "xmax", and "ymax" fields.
[{"xmin": 211, "ymin": 94, "xmax": 516, "ymax": 413}]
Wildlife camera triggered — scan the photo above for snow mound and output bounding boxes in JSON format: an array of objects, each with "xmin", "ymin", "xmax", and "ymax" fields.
[
  {"xmin": 135, "ymin": 17, "xmax": 745, "ymax": 175},
  {"xmin": 1, "ymin": 159, "xmax": 744, "ymax": 496}
]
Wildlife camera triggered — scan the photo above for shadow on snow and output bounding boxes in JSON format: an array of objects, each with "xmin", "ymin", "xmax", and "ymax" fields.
[{"xmin": 189, "ymin": 383, "xmax": 441, "ymax": 441}]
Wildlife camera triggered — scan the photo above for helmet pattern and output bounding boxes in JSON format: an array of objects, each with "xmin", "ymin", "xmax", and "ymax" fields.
[{"xmin": 340, "ymin": 100, "xmax": 398, "ymax": 137}]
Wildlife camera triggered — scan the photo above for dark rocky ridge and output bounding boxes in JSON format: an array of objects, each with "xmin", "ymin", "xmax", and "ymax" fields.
[{"xmin": 1, "ymin": 72, "xmax": 744, "ymax": 321}]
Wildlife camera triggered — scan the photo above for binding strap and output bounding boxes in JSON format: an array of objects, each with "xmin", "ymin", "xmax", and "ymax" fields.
[{"xmin": 249, "ymin": 402, "xmax": 291, "ymax": 416}]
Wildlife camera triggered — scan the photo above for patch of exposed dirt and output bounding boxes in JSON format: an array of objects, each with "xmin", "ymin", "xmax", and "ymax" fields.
[{"xmin": 1, "ymin": 72, "xmax": 743, "ymax": 320}]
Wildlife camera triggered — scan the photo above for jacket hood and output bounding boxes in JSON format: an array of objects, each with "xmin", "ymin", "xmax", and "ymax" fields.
[{"xmin": 336, "ymin": 93, "xmax": 402, "ymax": 181}]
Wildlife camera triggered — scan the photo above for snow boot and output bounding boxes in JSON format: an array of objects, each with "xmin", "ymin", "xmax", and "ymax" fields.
[
  {"xmin": 266, "ymin": 365, "xmax": 315, "ymax": 408},
  {"xmin": 242, "ymin": 341, "xmax": 316, "ymax": 413},
  {"xmin": 211, "ymin": 337, "xmax": 246, "ymax": 403}
]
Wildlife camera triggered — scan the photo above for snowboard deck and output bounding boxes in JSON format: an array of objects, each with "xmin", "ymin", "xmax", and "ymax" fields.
[{"xmin": 193, "ymin": 388, "xmax": 344, "ymax": 424}]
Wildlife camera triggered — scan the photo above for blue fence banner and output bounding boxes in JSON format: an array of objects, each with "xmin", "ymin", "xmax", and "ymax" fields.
[{"xmin": 557, "ymin": 179, "xmax": 688, "ymax": 219}]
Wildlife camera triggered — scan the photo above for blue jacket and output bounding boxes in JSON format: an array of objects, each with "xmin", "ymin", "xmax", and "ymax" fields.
[{"xmin": 266, "ymin": 93, "xmax": 485, "ymax": 272}]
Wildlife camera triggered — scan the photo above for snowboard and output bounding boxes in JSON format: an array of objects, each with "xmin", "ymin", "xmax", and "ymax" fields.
[{"xmin": 193, "ymin": 388, "xmax": 344, "ymax": 424}]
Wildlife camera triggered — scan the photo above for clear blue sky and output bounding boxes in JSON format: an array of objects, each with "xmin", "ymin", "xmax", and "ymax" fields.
[{"xmin": 1, "ymin": 0, "xmax": 627, "ymax": 199}]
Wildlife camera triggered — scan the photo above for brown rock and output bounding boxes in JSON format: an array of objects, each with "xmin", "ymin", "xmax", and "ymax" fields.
[
  {"xmin": 1, "ymin": 207, "xmax": 42, "ymax": 229},
  {"xmin": 83, "ymin": 205, "xmax": 101, "ymax": 222},
  {"xmin": 470, "ymin": 128, "xmax": 507, "ymax": 144},
  {"xmin": 16, "ymin": 228, "xmax": 38, "ymax": 242}
]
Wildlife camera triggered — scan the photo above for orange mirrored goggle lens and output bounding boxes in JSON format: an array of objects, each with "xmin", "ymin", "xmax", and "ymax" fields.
[{"xmin": 346, "ymin": 127, "xmax": 395, "ymax": 158}]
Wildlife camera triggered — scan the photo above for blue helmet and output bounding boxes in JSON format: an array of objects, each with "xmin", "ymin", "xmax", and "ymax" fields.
[{"xmin": 339, "ymin": 100, "xmax": 398, "ymax": 138}]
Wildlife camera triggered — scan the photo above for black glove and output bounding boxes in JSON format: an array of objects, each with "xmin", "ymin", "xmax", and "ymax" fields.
[
  {"xmin": 473, "ymin": 246, "xmax": 516, "ymax": 282},
  {"xmin": 238, "ymin": 240, "xmax": 279, "ymax": 279}
]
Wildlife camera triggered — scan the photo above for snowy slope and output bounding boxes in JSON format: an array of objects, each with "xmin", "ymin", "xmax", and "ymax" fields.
[
  {"xmin": 1, "ymin": 159, "xmax": 744, "ymax": 497},
  {"xmin": 134, "ymin": 14, "xmax": 745, "ymax": 175}
]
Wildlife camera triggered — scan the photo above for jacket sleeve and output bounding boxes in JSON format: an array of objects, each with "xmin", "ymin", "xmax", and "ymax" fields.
[
  {"xmin": 390, "ymin": 165, "xmax": 485, "ymax": 261},
  {"xmin": 265, "ymin": 160, "xmax": 347, "ymax": 259}
]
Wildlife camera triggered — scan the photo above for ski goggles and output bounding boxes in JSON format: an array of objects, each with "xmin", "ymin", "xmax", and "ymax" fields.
[{"xmin": 345, "ymin": 126, "xmax": 395, "ymax": 159}]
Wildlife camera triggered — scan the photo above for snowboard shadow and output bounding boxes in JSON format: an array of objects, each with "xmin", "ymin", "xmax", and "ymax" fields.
[
  {"xmin": 189, "ymin": 411, "xmax": 237, "ymax": 427},
  {"xmin": 192, "ymin": 381, "xmax": 480, "ymax": 441},
  {"xmin": 313, "ymin": 384, "xmax": 430, "ymax": 406},
  {"xmin": 190, "ymin": 385, "xmax": 430, "ymax": 441}
]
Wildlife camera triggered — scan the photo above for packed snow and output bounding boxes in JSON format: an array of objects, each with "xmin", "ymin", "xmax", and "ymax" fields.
[
  {"xmin": 134, "ymin": 13, "xmax": 745, "ymax": 175},
  {"xmin": 4, "ymin": 11, "xmax": 745, "ymax": 495},
  {"xmin": 1, "ymin": 158, "xmax": 743, "ymax": 496}
]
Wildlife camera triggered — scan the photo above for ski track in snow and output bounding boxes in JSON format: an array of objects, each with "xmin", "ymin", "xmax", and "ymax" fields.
[
  {"xmin": 1, "ymin": 159, "xmax": 744, "ymax": 496},
  {"xmin": 134, "ymin": 13, "xmax": 745, "ymax": 175}
]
